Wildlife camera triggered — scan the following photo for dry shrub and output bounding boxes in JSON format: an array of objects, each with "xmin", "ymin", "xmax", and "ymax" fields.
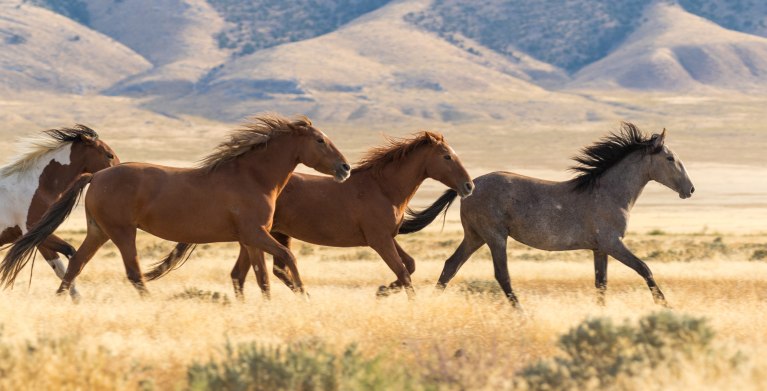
[
  {"xmin": 0, "ymin": 327, "xmax": 152, "ymax": 390},
  {"xmin": 187, "ymin": 340, "xmax": 418, "ymax": 391},
  {"xmin": 516, "ymin": 312, "xmax": 744, "ymax": 390}
]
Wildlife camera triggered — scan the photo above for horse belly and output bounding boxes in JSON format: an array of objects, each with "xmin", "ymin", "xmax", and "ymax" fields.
[{"xmin": 507, "ymin": 210, "xmax": 588, "ymax": 251}]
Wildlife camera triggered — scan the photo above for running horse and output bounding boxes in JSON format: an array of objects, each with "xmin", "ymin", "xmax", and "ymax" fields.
[
  {"xmin": 399, "ymin": 123, "xmax": 694, "ymax": 307},
  {"xmin": 0, "ymin": 126, "xmax": 118, "ymax": 297},
  {"xmin": 145, "ymin": 131, "xmax": 474, "ymax": 299},
  {"xmin": 0, "ymin": 115, "xmax": 349, "ymax": 297}
]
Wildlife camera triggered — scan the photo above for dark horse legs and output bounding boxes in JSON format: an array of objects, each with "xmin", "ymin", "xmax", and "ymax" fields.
[
  {"xmin": 602, "ymin": 239, "xmax": 668, "ymax": 307},
  {"xmin": 436, "ymin": 226, "xmax": 522, "ymax": 307},
  {"xmin": 594, "ymin": 250, "xmax": 608, "ymax": 306},
  {"xmin": 231, "ymin": 232, "xmax": 295, "ymax": 299},
  {"xmin": 0, "ymin": 230, "xmax": 78, "ymax": 297},
  {"xmin": 377, "ymin": 240, "xmax": 416, "ymax": 296}
]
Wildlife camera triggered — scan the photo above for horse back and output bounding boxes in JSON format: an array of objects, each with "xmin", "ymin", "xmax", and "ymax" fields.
[{"xmin": 463, "ymin": 171, "xmax": 595, "ymax": 251}]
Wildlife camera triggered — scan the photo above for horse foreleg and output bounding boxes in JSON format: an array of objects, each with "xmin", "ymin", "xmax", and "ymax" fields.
[
  {"xmin": 230, "ymin": 246, "xmax": 250, "ymax": 300},
  {"xmin": 269, "ymin": 232, "xmax": 295, "ymax": 290},
  {"xmin": 370, "ymin": 237, "xmax": 414, "ymax": 300},
  {"xmin": 378, "ymin": 240, "xmax": 415, "ymax": 296},
  {"xmin": 242, "ymin": 227, "xmax": 306, "ymax": 296},
  {"xmin": 603, "ymin": 239, "xmax": 668, "ymax": 307},
  {"xmin": 593, "ymin": 250, "xmax": 608, "ymax": 306},
  {"xmin": 249, "ymin": 248, "xmax": 270, "ymax": 300}
]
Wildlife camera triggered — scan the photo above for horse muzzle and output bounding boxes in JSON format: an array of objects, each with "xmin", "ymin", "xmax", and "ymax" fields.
[
  {"xmin": 334, "ymin": 163, "xmax": 351, "ymax": 183},
  {"xmin": 679, "ymin": 185, "xmax": 695, "ymax": 199},
  {"xmin": 459, "ymin": 181, "xmax": 475, "ymax": 199}
]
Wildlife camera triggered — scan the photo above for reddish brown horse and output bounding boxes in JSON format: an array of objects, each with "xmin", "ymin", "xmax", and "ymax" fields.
[
  {"xmin": 146, "ymin": 132, "xmax": 474, "ymax": 299},
  {"xmin": 0, "ymin": 115, "xmax": 349, "ymax": 297},
  {"xmin": 0, "ymin": 126, "xmax": 118, "ymax": 297}
]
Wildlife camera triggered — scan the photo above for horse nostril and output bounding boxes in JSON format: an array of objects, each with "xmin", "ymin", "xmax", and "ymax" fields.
[
  {"xmin": 341, "ymin": 163, "xmax": 350, "ymax": 171},
  {"xmin": 690, "ymin": 186, "xmax": 695, "ymax": 194},
  {"xmin": 464, "ymin": 182, "xmax": 473, "ymax": 192}
]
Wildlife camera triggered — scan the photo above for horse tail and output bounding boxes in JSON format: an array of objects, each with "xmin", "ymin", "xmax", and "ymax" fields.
[
  {"xmin": 0, "ymin": 173, "xmax": 93, "ymax": 288},
  {"xmin": 398, "ymin": 189, "xmax": 458, "ymax": 234},
  {"xmin": 143, "ymin": 242, "xmax": 197, "ymax": 281}
]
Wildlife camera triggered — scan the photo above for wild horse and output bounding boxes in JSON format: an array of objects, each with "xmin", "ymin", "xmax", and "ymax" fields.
[
  {"xmin": 146, "ymin": 131, "xmax": 474, "ymax": 299},
  {"xmin": 0, "ymin": 115, "xmax": 349, "ymax": 297},
  {"xmin": 399, "ymin": 123, "xmax": 694, "ymax": 307},
  {"xmin": 0, "ymin": 126, "xmax": 118, "ymax": 297}
]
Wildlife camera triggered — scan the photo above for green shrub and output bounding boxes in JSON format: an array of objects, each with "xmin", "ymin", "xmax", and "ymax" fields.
[
  {"xmin": 516, "ymin": 312, "xmax": 739, "ymax": 390},
  {"xmin": 187, "ymin": 340, "xmax": 416, "ymax": 391}
]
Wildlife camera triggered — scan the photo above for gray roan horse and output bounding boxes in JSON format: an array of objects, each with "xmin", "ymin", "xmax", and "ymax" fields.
[{"xmin": 399, "ymin": 123, "xmax": 694, "ymax": 307}]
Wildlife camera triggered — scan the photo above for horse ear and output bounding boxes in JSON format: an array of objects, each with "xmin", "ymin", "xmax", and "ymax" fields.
[{"xmin": 652, "ymin": 128, "xmax": 666, "ymax": 150}]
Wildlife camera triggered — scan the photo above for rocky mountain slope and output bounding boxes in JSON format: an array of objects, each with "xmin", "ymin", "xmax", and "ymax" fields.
[{"xmin": 3, "ymin": 0, "xmax": 766, "ymax": 123}]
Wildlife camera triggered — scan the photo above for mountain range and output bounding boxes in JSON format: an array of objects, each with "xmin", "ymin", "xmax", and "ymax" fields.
[{"xmin": 2, "ymin": 0, "xmax": 766, "ymax": 123}]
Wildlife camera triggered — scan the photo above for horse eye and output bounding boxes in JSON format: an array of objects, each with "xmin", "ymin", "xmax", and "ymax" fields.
[
  {"xmin": 317, "ymin": 138, "xmax": 325, "ymax": 144},
  {"xmin": 667, "ymin": 156, "xmax": 674, "ymax": 162},
  {"xmin": 444, "ymin": 155, "xmax": 452, "ymax": 160},
  {"xmin": 106, "ymin": 152, "xmax": 114, "ymax": 159}
]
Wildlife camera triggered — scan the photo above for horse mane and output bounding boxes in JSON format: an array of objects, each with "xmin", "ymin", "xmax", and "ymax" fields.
[
  {"xmin": 198, "ymin": 114, "xmax": 313, "ymax": 172},
  {"xmin": 1, "ymin": 125, "xmax": 99, "ymax": 177},
  {"xmin": 570, "ymin": 122, "xmax": 661, "ymax": 192},
  {"xmin": 353, "ymin": 131, "xmax": 445, "ymax": 173}
]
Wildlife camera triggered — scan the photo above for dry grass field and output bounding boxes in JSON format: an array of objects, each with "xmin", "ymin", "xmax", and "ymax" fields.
[
  {"xmin": 1, "ymin": 93, "xmax": 767, "ymax": 389},
  {"xmin": 1, "ymin": 226, "xmax": 767, "ymax": 390}
]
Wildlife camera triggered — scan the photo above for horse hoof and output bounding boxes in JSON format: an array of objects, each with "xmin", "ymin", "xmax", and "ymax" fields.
[{"xmin": 376, "ymin": 285, "xmax": 390, "ymax": 298}]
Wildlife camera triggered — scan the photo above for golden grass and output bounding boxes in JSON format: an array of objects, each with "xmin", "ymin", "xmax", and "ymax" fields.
[{"xmin": 1, "ymin": 229, "xmax": 767, "ymax": 390}]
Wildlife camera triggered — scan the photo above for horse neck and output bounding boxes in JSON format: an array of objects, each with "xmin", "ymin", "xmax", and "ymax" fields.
[
  {"xmin": 593, "ymin": 152, "xmax": 651, "ymax": 210},
  {"xmin": 234, "ymin": 136, "xmax": 300, "ymax": 196},
  {"xmin": 27, "ymin": 144, "xmax": 82, "ymax": 196},
  {"xmin": 369, "ymin": 149, "xmax": 429, "ymax": 209}
]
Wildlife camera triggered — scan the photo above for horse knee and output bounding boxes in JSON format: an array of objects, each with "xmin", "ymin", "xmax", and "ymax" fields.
[{"xmin": 403, "ymin": 258, "xmax": 415, "ymax": 274}]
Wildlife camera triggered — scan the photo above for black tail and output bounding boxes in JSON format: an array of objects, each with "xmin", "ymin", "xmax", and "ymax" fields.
[
  {"xmin": 143, "ymin": 242, "xmax": 197, "ymax": 281},
  {"xmin": 0, "ymin": 173, "xmax": 93, "ymax": 288},
  {"xmin": 398, "ymin": 189, "xmax": 458, "ymax": 234}
]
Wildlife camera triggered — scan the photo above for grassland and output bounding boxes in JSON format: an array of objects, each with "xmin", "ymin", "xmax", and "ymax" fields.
[{"xmin": 1, "ymin": 227, "xmax": 766, "ymax": 390}]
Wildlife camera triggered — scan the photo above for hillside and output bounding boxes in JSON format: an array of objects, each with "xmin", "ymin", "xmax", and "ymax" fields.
[
  {"xmin": 3, "ymin": 0, "xmax": 767, "ymax": 124},
  {"xmin": 572, "ymin": 2, "xmax": 767, "ymax": 91},
  {"xmin": 0, "ymin": 2, "xmax": 150, "ymax": 94},
  {"xmin": 148, "ymin": 0, "xmax": 606, "ymax": 123}
]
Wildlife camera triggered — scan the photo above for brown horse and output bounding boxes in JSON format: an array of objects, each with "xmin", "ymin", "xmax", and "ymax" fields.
[
  {"xmin": 0, "ymin": 126, "xmax": 118, "ymax": 297},
  {"xmin": 146, "ymin": 131, "xmax": 474, "ymax": 299},
  {"xmin": 0, "ymin": 115, "xmax": 349, "ymax": 297}
]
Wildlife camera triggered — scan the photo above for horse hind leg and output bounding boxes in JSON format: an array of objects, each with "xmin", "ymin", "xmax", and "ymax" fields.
[
  {"xmin": 57, "ymin": 225, "xmax": 108, "ymax": 298},
  {"xmin": 107, "ymin": 226, "xmax": 148, "ymax": 297},
  {"xmin": 38, "ymin": 244, "xmax": 80, "ymax": 299},
  {"xmin": 436, "ymin": 226, "xmax": 485, "ymax": 291},
  {"xmin": 486, "ymin": 234, "xmax": 521, "ymax": 308}
]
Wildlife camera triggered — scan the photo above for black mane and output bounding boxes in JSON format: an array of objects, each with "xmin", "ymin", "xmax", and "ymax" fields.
[
  {"xmin": 43, "ymin": 124, "xmax": 99, "ymax": 143},
  {"xmin": 570, "ymin": 122, "xmax": 660, "ymax": 192}
]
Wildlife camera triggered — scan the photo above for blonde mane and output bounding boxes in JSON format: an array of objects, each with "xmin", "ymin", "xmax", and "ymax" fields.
[
  {"xmin": 1, "ymin": 125, "xmax": 98, "ymax": 177},
  {"xmin": 198, "ymin": 114, "xmax": 313, "ymax": 172}
]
